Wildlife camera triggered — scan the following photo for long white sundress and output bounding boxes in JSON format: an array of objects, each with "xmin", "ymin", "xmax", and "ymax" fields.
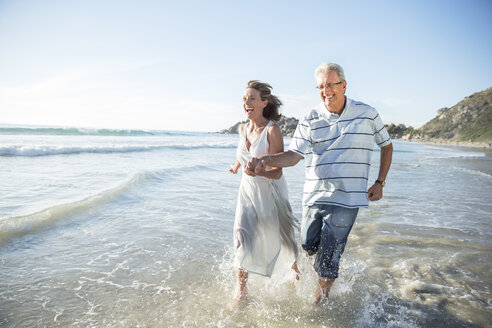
[{"xmin": 234, "ymin": 121, "xmax": 298, "ymax": 277}]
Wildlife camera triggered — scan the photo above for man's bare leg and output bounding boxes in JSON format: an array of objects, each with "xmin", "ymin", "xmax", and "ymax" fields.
[
  {"xmin": 314, "ymin": 277, "xmax": 335, "ymax": 305},
  {"xmin": 232, "ymin": 269, "xmax": 248, "ymax": 308}
]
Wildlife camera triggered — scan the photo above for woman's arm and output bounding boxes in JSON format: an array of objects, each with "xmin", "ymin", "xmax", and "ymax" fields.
[
  {"xmin": 229, "ymin": 160, "xmax": 241, "ymax": 174},
  {"xmin": 229, "ymin": 124, "xmax": 244, "ymax": 174}
]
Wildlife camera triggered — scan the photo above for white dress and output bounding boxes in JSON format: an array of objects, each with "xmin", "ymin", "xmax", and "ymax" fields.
[{"xmin": 234, "ymin": 121, "xmax": 298, "ymax": 277}]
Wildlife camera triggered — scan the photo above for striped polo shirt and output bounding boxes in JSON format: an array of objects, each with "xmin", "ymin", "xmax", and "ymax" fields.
[{"xmin": 288, "ymin": 97, "xmax": 392, "ymax": 208}]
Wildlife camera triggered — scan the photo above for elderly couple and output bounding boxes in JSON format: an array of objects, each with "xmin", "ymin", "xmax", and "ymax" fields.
[{"xmin": 228, "ymin": 62, "xmax": 393, "ymax": 307}]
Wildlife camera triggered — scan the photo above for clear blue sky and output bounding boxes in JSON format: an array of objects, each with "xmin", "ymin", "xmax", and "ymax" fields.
[{"xmin": 1, "ymin": 0, "xmax": 491, "ymax": 132}]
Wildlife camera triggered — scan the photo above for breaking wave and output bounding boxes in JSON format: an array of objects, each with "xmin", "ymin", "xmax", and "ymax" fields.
[
  {"xmin": 0, "ymin": 142, "xmax": 236, "ymax": 156},
  {"xmin": 0, "ymin": 126, "xmax": 197, "ymax": 136}
]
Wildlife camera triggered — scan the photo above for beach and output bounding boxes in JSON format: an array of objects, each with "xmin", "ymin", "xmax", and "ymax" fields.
[{"xmin": 1, "ymin": 129, "xmax": 491, "ymax": 327}]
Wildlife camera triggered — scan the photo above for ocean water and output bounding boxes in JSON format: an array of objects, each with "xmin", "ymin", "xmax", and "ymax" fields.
[{"xmin": 0, "ymin": 127, "xmax": 491, "ymax": 327}]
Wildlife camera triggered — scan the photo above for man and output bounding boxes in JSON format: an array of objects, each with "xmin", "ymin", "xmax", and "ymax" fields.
[{"xmin": 245, "ymin": 62, "xmax": 393, "ymax": 304}]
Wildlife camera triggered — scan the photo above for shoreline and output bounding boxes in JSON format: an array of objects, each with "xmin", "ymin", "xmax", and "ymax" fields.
[
  {"xmin": 396, "ymin": 138, "xmax": 492, "ymax": 156},
  {"xmin": 411, "ymin": 140, "xmax": 491, "ymax": 148}
]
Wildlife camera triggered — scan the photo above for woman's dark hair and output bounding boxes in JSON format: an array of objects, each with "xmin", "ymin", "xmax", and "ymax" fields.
[{"xmin": 246, "ymin": 80, "xmax": 282, "ymax": 121}]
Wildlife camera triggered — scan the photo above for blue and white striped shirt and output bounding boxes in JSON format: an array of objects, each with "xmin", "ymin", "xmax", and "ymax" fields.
[{"xmin": 288, "ymin": 98, "xmax": 392, "ymax": 208}]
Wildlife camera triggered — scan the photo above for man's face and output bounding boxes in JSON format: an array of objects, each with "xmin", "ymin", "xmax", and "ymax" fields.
[{"xmin": 317, "ymin": 70, "xmax": 347, "ymax": 114}]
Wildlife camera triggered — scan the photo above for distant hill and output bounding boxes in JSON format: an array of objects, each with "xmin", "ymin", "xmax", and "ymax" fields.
[
  {"xmin": 387, "ymin": 87, "xmax": 492, "ymax": 143},
  {"xmin": 221, "ymin": 88, "xmax": 492, "ymax": 144}
]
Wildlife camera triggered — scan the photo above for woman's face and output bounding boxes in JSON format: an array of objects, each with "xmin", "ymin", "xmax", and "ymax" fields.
[{"xmin": 243, "ymin": 88, "xmax": 267, "ymax": 120}]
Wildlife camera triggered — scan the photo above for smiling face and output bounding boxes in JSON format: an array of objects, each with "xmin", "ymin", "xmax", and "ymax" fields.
[
  {"xmin": 318, "ymin": 70, "xmax": 347, "ymax": 114},
  {"xmin": 243, "ymin": 88, "xmax": 268, "ymax": 120}
]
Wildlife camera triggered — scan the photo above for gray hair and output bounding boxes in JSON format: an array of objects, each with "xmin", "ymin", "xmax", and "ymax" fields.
[{"xmin": 314, "ymin": 62, "xmax": 345, "ymax": 84}]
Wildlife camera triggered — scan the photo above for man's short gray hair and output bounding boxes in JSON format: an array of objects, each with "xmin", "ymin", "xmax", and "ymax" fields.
[{"xmin": 314, "ymin": 62, "xmax": 345, "ymax": 84}]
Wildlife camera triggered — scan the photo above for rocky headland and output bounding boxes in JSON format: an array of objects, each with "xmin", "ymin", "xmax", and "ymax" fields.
[{"xmin": 220, "ymin": 88, "xmax": 492, "ymax": 147}]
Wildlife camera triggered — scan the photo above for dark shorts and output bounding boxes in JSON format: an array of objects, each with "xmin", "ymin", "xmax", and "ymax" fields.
[{"xmin": 301, "ymin": 204, "xmax": 359, "ymax": 279}]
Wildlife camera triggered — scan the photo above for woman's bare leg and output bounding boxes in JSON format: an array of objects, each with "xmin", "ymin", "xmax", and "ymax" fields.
[
  {"xmin": 291, "ymin": 261, "xmax": 300, "ymax": 281},
  {"xmin": 288, "ymin": 261, "xmax": 301, "ymax": 290},
  {"xmin": 232, "ymin": 269, "xmax": 248, "ymax": 308}
]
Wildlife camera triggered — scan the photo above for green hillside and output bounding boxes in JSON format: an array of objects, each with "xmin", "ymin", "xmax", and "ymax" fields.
[
  {"xmin": 387, "ymin": 87, "xmax": 492, "ymax": 143},
  {"xmin": 419, "ymin": 87, "xmax": 492, "ymax": 142}
]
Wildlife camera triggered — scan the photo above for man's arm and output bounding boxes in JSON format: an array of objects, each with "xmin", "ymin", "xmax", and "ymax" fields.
[
  {"xmin": 368, "ymin": 143, "xmax": 393, "ymax": 201},
  {"xmin": 260, "ymin": 150, "xmax": 303, "ymax": 168}
]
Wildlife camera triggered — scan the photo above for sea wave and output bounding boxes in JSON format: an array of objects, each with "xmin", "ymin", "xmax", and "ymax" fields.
[
  {"xmin": 422, "ymin": 147, "xmax": 488, "ymax": 159},
  {"xmin": 0, "ymin": 163, "xmax": 220, "ymax": 245},
  {"xmin": 0, "ymin": 166, "xmax": 210, "ymax": 245},
  {"xmin": 0, "ymin": 142, "xmax": 236, "ymax": 156},
  {"xmin": 0, "ymin": 126, "xmax": 202, "ymax": 136},
  {"xmin": 450, "ymin": 165, "xmax": 492, "ymax": 179},
  {"xmin": 0, "ymin": 174, "xmax": 139, "ymax": 245}
]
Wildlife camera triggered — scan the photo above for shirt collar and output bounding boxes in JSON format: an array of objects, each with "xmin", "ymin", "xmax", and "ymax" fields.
[{"xmin": 316, "ymin": 97, "xmax": 352, "ymax": 122}]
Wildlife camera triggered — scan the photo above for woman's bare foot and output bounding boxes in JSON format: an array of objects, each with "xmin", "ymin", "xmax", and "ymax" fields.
[{"xmin": 230, "ymin": 287, "xmax": 248, "ymax": 309}]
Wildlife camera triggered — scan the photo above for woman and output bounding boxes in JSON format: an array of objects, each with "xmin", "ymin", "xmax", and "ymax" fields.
[{"xmin": 229, "ymin": 80, "xmax": 299, "ymax": 307}]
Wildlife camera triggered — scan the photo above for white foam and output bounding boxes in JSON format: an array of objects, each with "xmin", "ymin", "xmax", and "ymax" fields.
[
  {"xmin": 422, "ymin": 147, "xmax": 487, "ymax": 160},
  {"xmin": 0, "ymin": 142, "xmax": 236, "ymax": 156},
  {"xmin": 449, "ymin": 165, "xmax": 492, "ymax": 179}
]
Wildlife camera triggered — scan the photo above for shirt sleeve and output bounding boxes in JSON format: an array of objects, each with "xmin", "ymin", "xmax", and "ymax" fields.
[
  {"xmin": 372, "ymin": 112, "xmax": 392, "ymax": 148},
  {"xmin": 288, "ymin": 119, "xmax": 311, "ymax": 156}
]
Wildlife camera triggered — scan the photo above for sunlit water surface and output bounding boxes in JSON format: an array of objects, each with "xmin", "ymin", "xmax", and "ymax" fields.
[{"xmin": 1, "ymin": 133, "xmax": 491, "ymax": 327}]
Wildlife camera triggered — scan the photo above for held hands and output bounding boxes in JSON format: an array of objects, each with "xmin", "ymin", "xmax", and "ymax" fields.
[
  {"xmin": 244, "ymin": 157, "xmax": 266, "ymax": 177},
  {"xmin": 229, "ymin": 158, "xmax": 266, "ymax": 176},
  {"xmin": 368, "ymin": 183, "xmax": 383, "ymax": 201}
]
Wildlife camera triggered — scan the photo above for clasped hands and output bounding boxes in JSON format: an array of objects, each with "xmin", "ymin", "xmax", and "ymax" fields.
[{"xmin": 244, "ymin": 157, "xmax": 266, "ymax": 177}]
